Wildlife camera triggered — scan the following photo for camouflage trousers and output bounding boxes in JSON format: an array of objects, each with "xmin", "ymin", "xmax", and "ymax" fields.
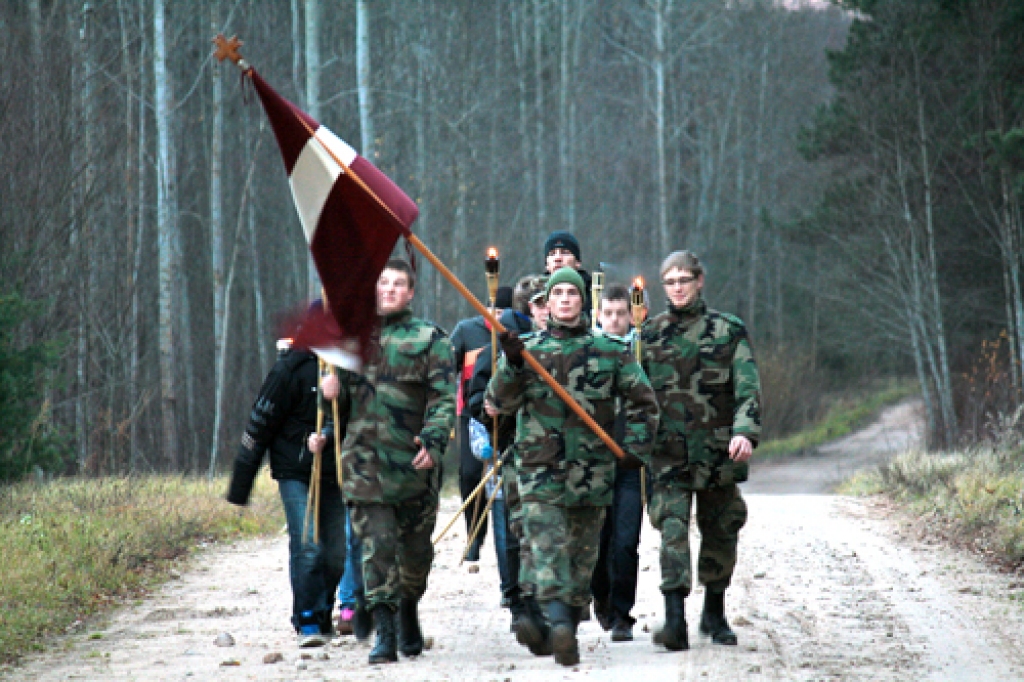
[
  {"xmin": 349, "ymin": 493, "xmax": 439, "ymax": 610},
  {"xmin": 521, "ymin": 501, "xmax": 605, "ymax": 607},
  {"xmin": 648, "ymin": 484, "xmax": 748, "ymax": 594},
  {"xmin": 503, "ymin": 462, "xmax": 534, "ymax": 597}
]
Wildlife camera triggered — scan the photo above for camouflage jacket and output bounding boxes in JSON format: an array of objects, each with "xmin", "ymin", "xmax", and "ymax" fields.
[
  {"xmin": 334, "ymin": 308, "xmax": 456, "ymax": 504},
  {"xmin": 640, "ymin": 297, "xmax": 761, "ymax": 490},
  {"xmin": 486, "ymin": 318, "xmax": 659, "ymax": 507}
]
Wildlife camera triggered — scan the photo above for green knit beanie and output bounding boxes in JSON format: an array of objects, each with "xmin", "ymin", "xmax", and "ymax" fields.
[{"xmin": 545, "ymin": 267, "xmax": 586, "ymax": 299}]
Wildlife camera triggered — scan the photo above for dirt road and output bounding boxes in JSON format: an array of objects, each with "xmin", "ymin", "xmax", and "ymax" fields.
[{"xmin": 6, "ymin": 400, "xmax": 1023, "ymax": 680}]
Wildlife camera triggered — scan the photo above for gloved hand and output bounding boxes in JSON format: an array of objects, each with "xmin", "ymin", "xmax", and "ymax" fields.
[{"xmin": 499, "ymin": 331, "xmax": 525, "ymax": 368}]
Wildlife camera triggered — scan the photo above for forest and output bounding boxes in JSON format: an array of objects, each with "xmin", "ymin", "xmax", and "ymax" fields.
[{"xmin": 2, "ymin": 0, "xmax": 1022, "ymax": 481}]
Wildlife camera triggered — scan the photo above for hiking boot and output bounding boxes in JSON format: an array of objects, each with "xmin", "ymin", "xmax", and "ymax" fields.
[
  {"xmin": 353, "ymin": 592, "xmax": 372, "ymax": 642},
  {"xmin": 509, "ymin": 596, "xmax": 529, "ymax": 634},
  {"xmin": 546, "ymin": 600, "xmax": 580, "ymax": 667},
  {"xmin": 296, "ymin": 610, "xmax": 327, "ymax": 648},
  {"xmin": 699, "ymin": 589, "xmax": 738, "ymax": 645},
  {"xmin": 397, "ymin": 597, "xmax": 424, "ymax": 657},
  {"xmin": 658, "ymin": 590, "xmax": 689, "ymax": 651},
  {"xmin": 368, "ymin": 606, "xmax": 398, "ymax": 664},
  {"xmin": 515, "ymin": 596, "xmax": 552, "ymax": 656},
  {"xmin": 611, "ymin": 618, "xmax": 634, "ymax": 642},
  {"xmin": 336, "ymin": 607, "xmax": 355, "ymax": 636}
]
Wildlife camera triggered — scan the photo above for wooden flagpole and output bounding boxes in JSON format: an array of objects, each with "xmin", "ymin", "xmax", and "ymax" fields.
[{"xmin": 213, "ymin": 34, "xmax": 625, "ymax": 461}]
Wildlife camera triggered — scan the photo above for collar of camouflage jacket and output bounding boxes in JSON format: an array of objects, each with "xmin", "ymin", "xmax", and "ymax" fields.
[
  {"xmin": 546, "ymin": 316, "xmax": 590, "ymax": 339},
  {"xmin": 667, "ymin": 296, "xmax": 707, "ymax": 324},
  {"xmin": 380, "ymin": 307, "xmax": 413, "ymax": 327}
]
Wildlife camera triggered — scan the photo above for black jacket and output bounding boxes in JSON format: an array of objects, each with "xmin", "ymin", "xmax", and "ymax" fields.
[{"xmin": 226, "ymin": 349, "xmax": 345, "ymax": 505}]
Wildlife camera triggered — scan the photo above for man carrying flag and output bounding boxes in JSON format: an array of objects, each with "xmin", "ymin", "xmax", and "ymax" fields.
[{"xmin": 311, "ymin": 259, "xmax": 455, "ymax": 665}]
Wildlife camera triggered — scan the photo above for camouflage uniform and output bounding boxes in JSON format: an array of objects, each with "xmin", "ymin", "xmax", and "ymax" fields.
[
  {"xmin": 335, "ymin": 308, "xmax": 456, "ymax": 610},
  {"xmin": 640, "ymin": 297, "xmax": 761, "ymax": 594},
  {"xmin": 486, "ymin": 318, "xmax": 659, "ymax": 607}
]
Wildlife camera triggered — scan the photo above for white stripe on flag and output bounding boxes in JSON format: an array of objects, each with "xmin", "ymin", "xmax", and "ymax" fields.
[
  {"xmin": 288, "ymin": 126, "xmax": 359, "ymax": 241},
  {"xmin": 311, "ymin": 345, "xmax": 362, "ymax": 372}
]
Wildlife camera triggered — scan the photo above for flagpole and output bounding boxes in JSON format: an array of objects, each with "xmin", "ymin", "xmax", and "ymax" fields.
[{"xmin": 212, "ymin": 34, "xmax": 625, "ymax": 461}]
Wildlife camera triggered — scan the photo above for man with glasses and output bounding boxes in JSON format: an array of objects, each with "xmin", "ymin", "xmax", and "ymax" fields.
[{"xmin": 640, "ymin": 250, "xmax": 761, "ymax": 651}]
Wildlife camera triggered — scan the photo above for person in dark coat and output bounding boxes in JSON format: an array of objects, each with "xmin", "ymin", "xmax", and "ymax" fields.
[
  {"xmin": 227, "ymin": 336, "xmax": 348, "ymax": 648},
  {"xmin": 450, "ymin": 285, "xmax": 515, "ymax": 560}
]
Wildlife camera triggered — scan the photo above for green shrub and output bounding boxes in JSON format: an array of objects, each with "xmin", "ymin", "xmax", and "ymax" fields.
[{"xmin": 0, "ymin": 291, "xmax": 67, "ymax": 482}]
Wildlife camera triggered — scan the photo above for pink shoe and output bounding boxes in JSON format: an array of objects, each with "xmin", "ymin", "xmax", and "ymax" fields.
[{"xmin": 336, "ymin": 607, "xmax": 355, "ymax": 635}]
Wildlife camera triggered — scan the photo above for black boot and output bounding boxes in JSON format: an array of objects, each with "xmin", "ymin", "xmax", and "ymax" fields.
[
  {"xmin": 699, "ymin": 589, "xmax": 738, "ymax": 645},
  {"xmin": 397, "ymin": 597, "xmax": 424, "ymax": 657},
  {"xmin": 368, "ymin": 606, "xmax": 398, "ymax": 664},
  {"xmin": 546, "ymin": 600, "xmax": 580, "ymax": 667},
  {"xmin": 515, "ymin": 596, "xmax": 552, "ymax": 656},
  {"xmin": 353, "ymin": 591, "xmax": 372, "ymax": 642},
  {"xmin": 659, "ymin": 590, "xmax": 689, "ymax": 651},
  {"xmin": 508, "ymin": 590, "xmax": 528, "ymax": 634}
]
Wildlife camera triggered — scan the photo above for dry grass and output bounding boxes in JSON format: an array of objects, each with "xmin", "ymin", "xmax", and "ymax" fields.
[
  {"xmin": 0, "ymin": 472, "xmax": 282, "ymax": 664},
  {"xmin": 843, "ymin": 436, "xmax": 1024, "ymax": 569}
]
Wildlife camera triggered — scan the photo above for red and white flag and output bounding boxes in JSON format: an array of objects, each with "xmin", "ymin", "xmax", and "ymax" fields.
[{"xmin": 250, "ymin": 70, "xmax": 419, "ymax": 369}]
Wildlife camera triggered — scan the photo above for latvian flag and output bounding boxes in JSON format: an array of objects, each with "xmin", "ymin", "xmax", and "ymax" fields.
[{"xmin": 250, "ymin": 70, "xmax": 419, "ymax": 369}]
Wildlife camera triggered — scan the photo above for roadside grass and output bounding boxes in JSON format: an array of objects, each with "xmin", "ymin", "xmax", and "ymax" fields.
[
  {"xmin": 756, "ymin": 381, "xmax": 919, "ymax": 460},
  {"xmin": 0, "ymin": 472, "xmax": 282, "ymax": 664},
  {"xmin": 842, "ymin": 439, "xmax": 1024, "ymax": 569}
]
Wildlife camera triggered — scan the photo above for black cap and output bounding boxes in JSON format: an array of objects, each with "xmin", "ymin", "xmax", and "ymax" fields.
[
  {"xmin": 543, "ymin": 230, "xmax": 581, "ymax": 263},
  {"xmin": 495, "ymin": 286, "xmax": 514, "ymax": 309}
]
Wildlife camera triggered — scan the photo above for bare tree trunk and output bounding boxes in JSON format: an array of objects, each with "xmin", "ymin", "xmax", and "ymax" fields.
[
  {"xmin": 534, "ymin": 0, "xmax": 546, "ymax": 232},
  {"xmin": 79, "ymin": 1, "xmax": 98, "ymax": 472},
  {"xmin": 153, "ymin": 0, "xmax": 180, "ymax": 470},
  {"xmin": 415, "ymin": 3, "xmax": 434, "ymax": 318},
  {"xmin": 559, "ymin": 0, "xmax": 570, "ymax": 229},
  {"xmin": 915, "ymin": 73, "xmax": 956, "ymax": 445},
  {"xmin": 357, "ymin": 0, "xmax": 374, "ymax": 160},
  {"xmin": 305, "ymin": 0, "xmax": 321, "ymax": 299},
  {"xmin": 746, "ymin": 45, "xmax": 768, "ymax": 332},
  {"xmin": 513, "ymin": 2, "xmax": 532, "ymax": 241},
  {"xmin": 208, "ymin": 2, "xmax": 228, "ymax": 475},
  {"xmin": 653, "ymin": 0, "xmax": 670, "ymax": 254},
  {"xmin": 291, "ymin": 0, "xmax": 302, "ymax": 95},
  {"xmin": 117, "ymin": 0, "xmax": 137, "ymax": 473},
  {"xmin": 131, "ymin": 22, "xmax": 148, "ymax": 472}
]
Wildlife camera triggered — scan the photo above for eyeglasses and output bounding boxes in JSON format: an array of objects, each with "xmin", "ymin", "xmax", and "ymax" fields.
[{"xmin": 662, "ymin": 276, "xmax": 698, "ymax": 287}]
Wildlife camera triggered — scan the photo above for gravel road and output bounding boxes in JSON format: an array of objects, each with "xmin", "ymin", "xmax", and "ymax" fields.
[{"xmin": 6, "ymin": 400, "xmax": 1023, "ymax": 681}]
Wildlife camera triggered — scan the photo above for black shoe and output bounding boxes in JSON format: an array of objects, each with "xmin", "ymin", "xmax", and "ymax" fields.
[
  {"xmin": 397, "ymin": 597, "xmax": 424, "ymax": 657},
  {"xmin": 546, "ymin": 600, "xmax": 580, "ymax": 667},
  {"xmin": 699, "ymin": 589, "xmax": 738, "ymax": 645},
  {"xmin": 368, "ymin": 606, "xmax": 398, "ymax": 664},
  {"xmin": 509, "ymin": 597, "xmax": 528, "ymax": 634},
  {"xmin": 611, "ymin": 618, "xmax": 634, "ymax": 642},
  {"xmin": 353, "ymin": 591, "xmax": 373, "ymax": 642},
  {"xmin": 659, "ymin": 590, "xmax": 689, "ymax": 651},
  {"xmin": 594, "ymin": 598, "xmax": 612, "ymax": 631},
  {"xmin": 515, "ymin": 596, "xmax": 552, "ymax": 656}
]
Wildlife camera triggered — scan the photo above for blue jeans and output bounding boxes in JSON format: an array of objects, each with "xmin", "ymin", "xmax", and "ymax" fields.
[
  {"xmin": 591, "ymin": 467, "xmax": 643, "ymax": 624},
  {"xmin": 491, "ymin": 497, "xmax": 511, "ymax": 595},
  {"xmin": 336, "ymin": 505, "xmax": 364, "ymax": 608},
  {"xmin": 278, "ymin": 478, "xmax": 347, "ymax": 631}
]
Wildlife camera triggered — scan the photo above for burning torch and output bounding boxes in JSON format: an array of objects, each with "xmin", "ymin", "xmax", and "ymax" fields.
[
  {"xmin": 631, "ymin": 275, "xmax": 649, "ymax": 509},
  {"xmin": 591, "ymin": 270, "xmax": 605, "ymax": 330},
  {"xmin": 631, "ymin": 277, "xmax": 647, "ymax": 363}
]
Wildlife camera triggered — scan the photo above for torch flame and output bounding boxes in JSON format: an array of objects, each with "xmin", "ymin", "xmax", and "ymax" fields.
[
  {"xmin": 487, "ymin": 247, "xmax": 499, "ymax": 259},
  {"xmin": 634, "ymin": 276, "xmax": 644, "ymax": 290}
]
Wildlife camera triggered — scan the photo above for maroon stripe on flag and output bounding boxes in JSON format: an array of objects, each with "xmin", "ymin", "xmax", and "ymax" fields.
[
  {"xmin": 310, "ymin": 172, "xmax": 403, "ymax": 357},
  {"xmin": 349, "ymin": 156, "xmax": 420, "ymax": 233},
  {"xmin": 251, "ymin": 70, "xmax": 320, "ymax": 175}
]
